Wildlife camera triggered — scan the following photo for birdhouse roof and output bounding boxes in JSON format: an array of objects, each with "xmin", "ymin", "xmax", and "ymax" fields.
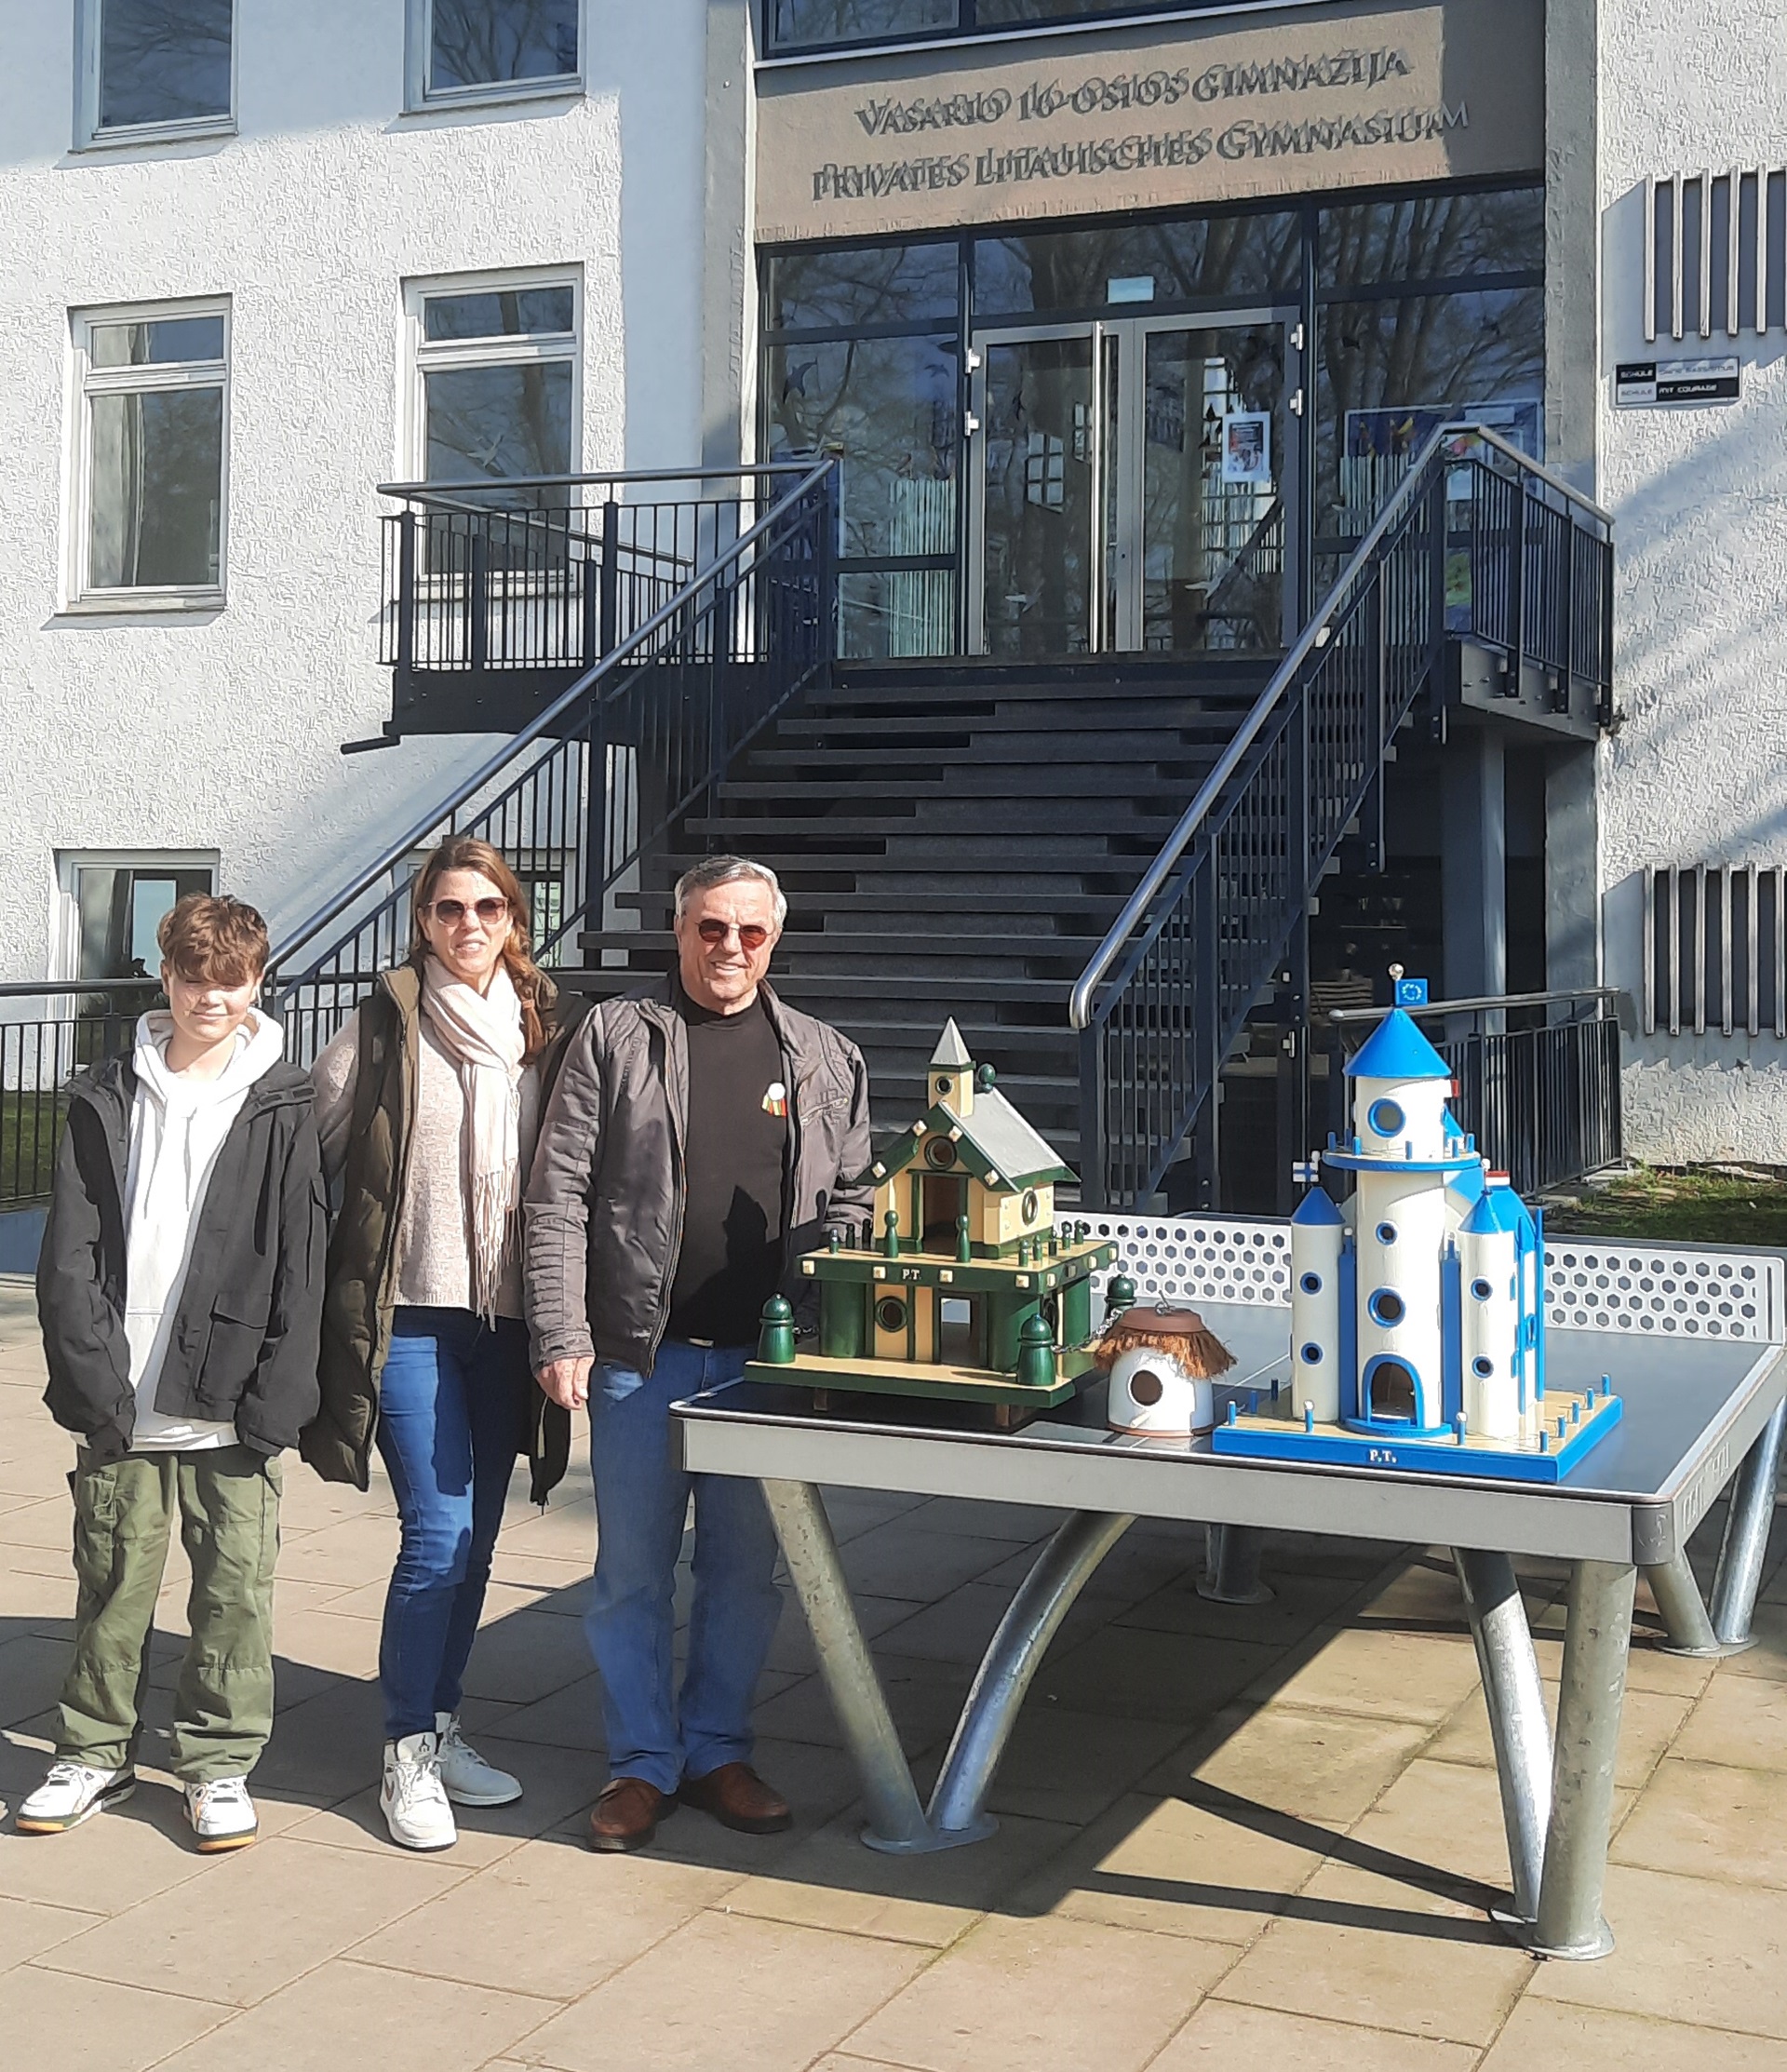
[
  {"xmin": 1291, "ymin": 1184, "xmax": 1345, "ymax": 1227},
  {"xmin": 862, "ymin": 1087, "xmax": 1075, "ymax": 1191},
  {"xmin": 1343, "ymin": 1008, "xmax": 1452, "ymax": 1083},
  {"xmin": 930, "ymin": 1018, "xmax": 973, "ymax": 1070}
]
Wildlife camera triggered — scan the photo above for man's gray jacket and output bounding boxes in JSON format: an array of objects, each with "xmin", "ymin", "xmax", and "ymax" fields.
[{"xmin": 524, "ymin": 976, "xmax": 874, "ymax": 1375}]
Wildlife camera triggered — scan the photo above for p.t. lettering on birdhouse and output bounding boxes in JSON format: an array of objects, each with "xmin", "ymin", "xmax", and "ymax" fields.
[{"xmin": 746, "ymin": 1021, "xmax": 1119, "ymax": 1427}]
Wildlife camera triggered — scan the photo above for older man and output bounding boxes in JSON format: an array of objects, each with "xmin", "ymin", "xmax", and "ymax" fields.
[{"xmin": 525, "ymin": 856, "xmax": 872, "ymax": 1851}]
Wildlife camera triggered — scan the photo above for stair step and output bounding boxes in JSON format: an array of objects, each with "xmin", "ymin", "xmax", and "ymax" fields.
[
  {"xmin": 717, "ymin": 768, "xmax": 1211, "ymax": 802},
  {"xmin": 682, "ymin": 813, "xmax": 1183, "ymax": 840},
  {"xmin": 753, "ymin": 729, "xmax": 1242, "ymax": 762},
  {"xmin": 770, "ymin": 714, "xmax": 1251, "ymax": 744},
  {"xmin": 614, "ymin": 891, "xmax": 1125, "ymax": 919},
  {"xmin": 581, "ymin": 931, "xmax": 1098, "ymax": 968}
]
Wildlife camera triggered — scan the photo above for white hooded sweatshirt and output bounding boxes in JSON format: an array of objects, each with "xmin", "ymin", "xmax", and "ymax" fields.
[{"xmin": 125, "ymin": 1007, "xmax": 288, "ymax": 1451}]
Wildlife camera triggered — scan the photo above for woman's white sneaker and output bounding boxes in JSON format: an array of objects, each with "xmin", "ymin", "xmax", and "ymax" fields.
[
  {"xmin": 16, "ymin": 1761, "xmax": 134, "ymax": 1834},
  {"xmin": 435, "ymin": 1714, "xmax": 522, "ymax": 1808},
  {"xmin": 184, "ymin": 1777, "xmax": 258, "ymax": 1852},
  {"xmin": 381, "ymin": 1731, "xmax": 457, "ymax": 1850}
]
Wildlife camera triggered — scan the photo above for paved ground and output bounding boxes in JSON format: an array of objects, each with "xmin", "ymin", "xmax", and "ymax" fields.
[{"xmin": 3, "ymin": 1272, "xmax": 1786, "ymax": 2072}]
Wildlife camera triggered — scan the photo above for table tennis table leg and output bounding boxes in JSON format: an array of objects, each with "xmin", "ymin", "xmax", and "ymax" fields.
[
  {"xmin": 1453, "ymin": 1549, "xmax": 1551, "ymax": 1924},
  {"xmin": 760, "ymin": 1478, "xmax": 935, "ymax": 1852},
  {"xmin": 927, "ymin": 1510, "xmax": 1135, "ymax": 1838},
  {"xmin": 764, "ymin": 1483, "xmax": 1135, "ymax": 1855},
  {"xmin": 1642, "ymin": 1549, "xmax": 1723, "ymax": 1656},
  {"xmin": 1530, "ymin": 1558, "xmax": 1636, "ymax": 1959},
  {"xmin": 1199, "ymin": 1523, "xmax": 1273, "ymax": 1605},
  {"xmin": 1710, "ymin": 1397, "xmax": 1786, "ymax": 1648}
]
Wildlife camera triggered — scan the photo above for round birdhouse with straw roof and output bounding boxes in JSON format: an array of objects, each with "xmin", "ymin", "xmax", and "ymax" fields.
[{"xmin": 1096, "ymin": 1303, "xmax": 1236, "ymax": 1438}]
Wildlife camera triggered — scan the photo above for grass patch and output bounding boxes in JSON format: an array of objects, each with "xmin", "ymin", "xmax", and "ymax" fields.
[
  {"xmin": 1547, "ymin": 1166, "xmax": 1787, "ymax": 1248},
  {"xmin": 0, "ymin": 1092, "xmax": 65, "ymax": 1207}
]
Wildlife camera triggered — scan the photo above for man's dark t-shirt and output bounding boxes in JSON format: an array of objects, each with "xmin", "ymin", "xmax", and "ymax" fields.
[{"xmin": 666, "ymin": 991, "xmax": 789, "ymax": 1345}]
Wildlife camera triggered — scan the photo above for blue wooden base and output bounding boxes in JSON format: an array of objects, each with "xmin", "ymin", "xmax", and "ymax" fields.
[{"xmin": 1211, "ymin": 1387, "xmax": 1623, "ymax": 1482}]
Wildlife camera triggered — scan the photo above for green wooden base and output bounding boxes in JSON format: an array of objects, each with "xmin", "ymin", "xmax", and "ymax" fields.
[{"xmin": 744, "ymin": 1349, "xmax": 1099, "ymax": 1413}]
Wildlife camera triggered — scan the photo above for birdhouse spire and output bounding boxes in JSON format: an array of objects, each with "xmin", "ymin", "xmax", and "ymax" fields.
[{"xmin": 929, "ymin": 1018, "xmax": 974, "ymax": 1115}]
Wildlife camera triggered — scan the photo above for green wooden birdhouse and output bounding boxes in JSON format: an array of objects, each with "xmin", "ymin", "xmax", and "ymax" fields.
[{"xmin": 747, "ymin": 1021, "xmax": 1119, "ymax": 1423}]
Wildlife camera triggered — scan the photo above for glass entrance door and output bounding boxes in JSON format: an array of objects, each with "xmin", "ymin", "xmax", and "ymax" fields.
[{"xmin": 970, "ymin": 309, "xmax": 1298, "ymax": 656}]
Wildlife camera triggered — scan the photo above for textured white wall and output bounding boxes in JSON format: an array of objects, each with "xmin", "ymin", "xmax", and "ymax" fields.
[
  {"xmin": 1598, "ymin": 0, "xmax": 1787, "ymax": 1162},
  {"xmin": 0, "ymin": 0, "xmax": 707, "ymax": 974}
]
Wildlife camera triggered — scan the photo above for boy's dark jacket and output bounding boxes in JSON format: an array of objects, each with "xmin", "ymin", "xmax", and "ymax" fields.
[{"xmin": 37, "ymin": 1054, "xmax": 327, "ymax": 1462}]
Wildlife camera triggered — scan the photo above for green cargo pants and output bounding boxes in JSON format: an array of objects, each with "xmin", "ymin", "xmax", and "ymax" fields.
[{"xmin": 57, "ymin": 1445, "xmax": 281, "ymax": 1783}]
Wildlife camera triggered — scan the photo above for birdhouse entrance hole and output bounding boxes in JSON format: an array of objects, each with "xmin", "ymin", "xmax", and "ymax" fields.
[{"xmin": 1366, "ymin": 1360, "xmax": 1419, "ymax": 1424}]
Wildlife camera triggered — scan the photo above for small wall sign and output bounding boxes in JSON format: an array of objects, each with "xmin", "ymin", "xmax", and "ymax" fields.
[{"xmin": 1615, "ymin": 357, "xmax": 1741, "ymax": 407}]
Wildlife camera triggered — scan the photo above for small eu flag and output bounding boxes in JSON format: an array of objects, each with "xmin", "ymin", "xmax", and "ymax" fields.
[{"xmin": 1394, "ymin": 976, "xmax": 1431, "ymax": 1008}]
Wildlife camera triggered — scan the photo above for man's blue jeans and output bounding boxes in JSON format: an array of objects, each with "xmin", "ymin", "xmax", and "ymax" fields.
[
  {"xmin": 376, "ymin": 1308, "xmax": 527, "ymax": 1742},
  {"xmin": 585, "ymin": 1340, "xmax": 783, "ymax": 1795}
]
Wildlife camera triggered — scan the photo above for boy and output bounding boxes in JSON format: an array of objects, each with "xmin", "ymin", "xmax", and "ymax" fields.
[{"xmin": 20, "ymin": 894, "xmax": 324, "ymax": 1850}]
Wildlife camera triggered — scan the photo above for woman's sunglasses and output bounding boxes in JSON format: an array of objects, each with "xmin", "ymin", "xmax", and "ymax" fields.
[
  {"xmin": 696, "ymin": 919, "xmax": 772, "ymax": 950},
  {"xmin": 429, "ymin": 896, "xmax": 509, "ymax": 926}
]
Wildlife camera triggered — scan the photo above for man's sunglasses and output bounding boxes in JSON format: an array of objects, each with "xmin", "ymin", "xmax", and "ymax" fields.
[
  {"xmin": 696, "ymin": 919, "xmax": 772, "ymax": 950},
  {"xmin": 429, "ymin": 896, "xmax": 509, "ymax": 926}
]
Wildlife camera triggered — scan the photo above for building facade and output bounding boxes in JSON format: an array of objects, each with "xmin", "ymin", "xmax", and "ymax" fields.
[
  {"xmin": 1, "ymin": 0, "xmax": 1783, "ymax": 1175},
  {"xmin": 0, "ymin": 0, "xmax": 728, "ymax": 976}
]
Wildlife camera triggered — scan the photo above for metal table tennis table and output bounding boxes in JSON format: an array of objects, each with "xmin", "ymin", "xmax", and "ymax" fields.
[{"xmin": 673, "ymin": 1216, "xmax": 1787, "ymax": 1960}]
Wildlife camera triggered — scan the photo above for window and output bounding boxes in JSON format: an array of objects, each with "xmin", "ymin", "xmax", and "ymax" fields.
[
  {"xmin": 68, "ymin": 303, "xmax": 229, "ymax": 608},
  {"xmin": 766, "ymin": 1, "xmax": 1312, "ymax": 56},
  {"xmin": 407, "ymin": 274, "xmax": 580, "ymax": 490},
  {"xmin": 410, "ymin": 0, "xmax": 581, "ymax": 106},
  {"xmin": 57, "ymin": 854, "xmax": 218, "ymax": 981},
  {"xmin": 78, "ymin": 0, "xmax": 235, "ymax": 147},
  {"xmin": 763, "ymin": 240, "xmax": 961, "ymax": 658}
]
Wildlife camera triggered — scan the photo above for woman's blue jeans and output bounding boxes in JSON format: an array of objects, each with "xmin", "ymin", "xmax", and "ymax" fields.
[
  {"xmin": 585, "ymin": 1340, "xmax": 783, "ymax": 1795},
  {"xmin": 375, "ymin": 1308, "xmax": 528, "ymax": 1742}
]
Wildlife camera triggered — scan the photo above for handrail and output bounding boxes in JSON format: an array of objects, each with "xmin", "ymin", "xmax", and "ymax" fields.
[
  {"xmin": 1069, "ymin": 422, "xmax": 1606, "ymax": 1031},
  {"xmin": 375, "ymin": 462, "xmax": 813, "ymax": 499},
  {"xmin": 0, "ymin": 978, "xmax": 162, "ymax": 1000},
  {"xmin": 271, "ymin": 458, "xmax": 835, "ymax": 978},
  {"xmin": 1328, "ymin": 986, "xmax": 1624, "ymax": 1023}
]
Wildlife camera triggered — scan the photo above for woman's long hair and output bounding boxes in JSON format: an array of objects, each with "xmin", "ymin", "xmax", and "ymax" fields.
[{"xmin": 408, "ymin": 837, "xmax": 555, "ymax": 1061}]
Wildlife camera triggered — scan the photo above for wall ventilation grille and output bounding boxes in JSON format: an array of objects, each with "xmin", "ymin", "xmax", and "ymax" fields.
[
  {"xmin": 1645, "ymin": 865, "xmax": 1787, "ymax": 1038},
  {"xmin": 1646, "ymin": 169, "xmax": 1787, "ymax": 341}
]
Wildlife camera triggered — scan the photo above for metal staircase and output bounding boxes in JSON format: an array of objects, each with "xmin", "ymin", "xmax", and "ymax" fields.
[
  {"xmin": 269, "ymin": 424, "xmax": 1612, "ymax": 1214},
  {"xmin": 1070, "ymin": 424, "xmax": 1613, "ymax": 1205},
  {"xmin": 268, "ymin": 461, "xmax": 836, "ymax": 1050}
]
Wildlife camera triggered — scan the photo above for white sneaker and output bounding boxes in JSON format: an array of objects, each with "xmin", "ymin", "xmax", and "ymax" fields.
[
  {"xmin": 436, "ymin": 1714, "xmax": 522, "ymax": 1808},
  {"xmin": 381, "ymin": 1731, "xmax": 457, "ymax": 1850},
  {"xmin": 16, "ymin": 1760, "xmax": 135, "ymax": 1835},
  {"xmin": 183, "ymin": 1776, "xmax": 258, "ymax": 1852}
]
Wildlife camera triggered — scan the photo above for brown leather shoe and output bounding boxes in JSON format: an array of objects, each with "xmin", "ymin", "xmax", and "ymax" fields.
[
  {"xmin": 587, "ymin": 1776, "xmax": 678, "ymax": 1853},
  {"xmin": 679, "ymin": 1762, "xmax": 793, "ymax": 1835}
]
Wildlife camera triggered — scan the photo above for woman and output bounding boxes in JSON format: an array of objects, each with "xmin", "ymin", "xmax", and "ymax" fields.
[{"xmin": 304, "ymin": 838, "xmax": 557, "ymax": 1851}]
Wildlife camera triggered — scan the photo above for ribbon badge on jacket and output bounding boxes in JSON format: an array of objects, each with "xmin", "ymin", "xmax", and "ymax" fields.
[{"xmin": 762, "ymin": 1079, "xmax": 788, "ymax": 1119}]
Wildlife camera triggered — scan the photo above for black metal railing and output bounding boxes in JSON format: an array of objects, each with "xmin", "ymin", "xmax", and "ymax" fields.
[
  {"xmin": 271, "ymin": 460, "xmax": 838, "ymax": 1063},
  {"xmin": 0, "ymin": 979, "xmax": 162, "ymax": 1209},
  {"xmin": 378, "ymin": 464, "xmax": 818, "ymax": 718},
  {"xmin": 1070, "ymin": 424, "xmax": 1615, "ymax": 1208},
  {"xmin": 1328, "ymin": 989, "xmax": 1625, "ymax": 1195}
]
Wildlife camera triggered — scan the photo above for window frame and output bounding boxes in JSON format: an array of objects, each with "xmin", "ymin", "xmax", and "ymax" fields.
[
  {"xmin": 404, "ymin": 0, "xmax": 584, "ymax": 114},
  {"xmin": 760, "ymin": 0, "xmax": 1331, "ymax": 61},
  {"xmin": 74, "ymin": 0, "xmax": 238, "ymax": 153},
  {"xmin": 401, "ymin": 265, "xmax": 584, "ymax": 486},
  {"xmin": 53, "ymin": 850, "xmax": 221, "ymax": 983},
  {"xmin": 64, "ymin": 296, "xmax": 232, "ymax": 615}
]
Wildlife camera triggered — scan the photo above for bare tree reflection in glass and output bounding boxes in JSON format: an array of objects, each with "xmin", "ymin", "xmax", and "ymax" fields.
[
  {"xmin": 431, "ymin": 0, "xmax": 579, "ymax": 89},
  {"xmin": 97, "ymin": 0, "xmax": 232, "ymax": 129},
  {"xmin": 771, "ymin": 0, "xmax": 956, "ymax": 50}
]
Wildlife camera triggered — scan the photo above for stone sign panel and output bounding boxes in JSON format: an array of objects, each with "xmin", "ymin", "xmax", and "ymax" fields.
[{"xmin": 757, "ymin": 0, "xmax": 1543, "ymax": 243}]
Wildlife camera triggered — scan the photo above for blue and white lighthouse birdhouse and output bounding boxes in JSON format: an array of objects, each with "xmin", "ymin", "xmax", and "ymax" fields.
[{"xmin": 1214, "ymin": 995, "xmax": 1621, "ymax": 1482}]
